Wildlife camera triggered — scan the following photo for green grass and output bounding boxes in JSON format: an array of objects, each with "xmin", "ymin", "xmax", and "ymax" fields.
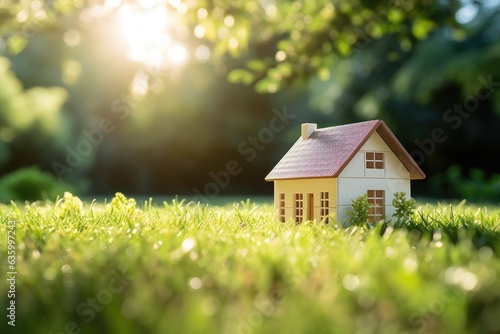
[{"xmin": 1, "ymin": 193, "xmax": 499, "ymax": 334}]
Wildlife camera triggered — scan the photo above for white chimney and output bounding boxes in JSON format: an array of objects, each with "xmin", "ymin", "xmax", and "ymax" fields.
[{"xmin": 301, "ymin": 123, "xmax": 317, "ymax": 140}]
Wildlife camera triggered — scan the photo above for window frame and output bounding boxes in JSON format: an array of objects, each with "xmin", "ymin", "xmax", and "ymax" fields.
[
  {"xmin": 320, "ymin": 191, "xmax": 329, "ymax": 219},
  {"xmin": 279, "ymin": 193, "xmax": 286, "ymax": 222},
  {"xmin": 365, "ymin": 152, "xmax": 384, "ymax": 170},
  {"xmin": 367, "ymin": 189, "xmax": 384, "ymax": 222},
  {"xmin": 294, "ymin": 193, "xmax": 303, "ymax": 224}
]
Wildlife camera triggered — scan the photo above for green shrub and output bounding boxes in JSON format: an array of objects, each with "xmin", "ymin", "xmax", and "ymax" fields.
[
  {"xmin": 392, "ymin": 191, "xmax": 416, "ymax": 225},
  {"xmin": 0, "ymin": 166, "xmax": 75, "ymax": 202},
  {"xmin": 348, "ymin": 194, "xmax": 372, "ymax": 226},
  {"xmin": 430, "ymin": 165, "xmax": 500, "ymax": 202}
]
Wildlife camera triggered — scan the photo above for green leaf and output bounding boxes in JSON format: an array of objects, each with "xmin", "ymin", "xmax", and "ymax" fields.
[
  {"xmin": 318, "ymin": 67, "xmax": 330, "ymax": 81},
  {"xmin": 7, "ymin": 35, "xmax": 27, "ymax": 55},
  {"xmin": 255, "ymin": 77, "xmax": 280, "ymax": 94},
  {"xmin": 246, "ymin": 59, "xmax": 267, "ymax": 72},
  {"xmin": 388, "ymin": 9, "xmax": 404, "ymax": 24},
  {"xmin": 275, "ymin": 62, "xmax": 293, "ymax": 78},
  {"xmin": 54, "ymin": 0, "xmax": 76, "ymax": 14},
  {"xmin": 412, "ymin": 18, "xmax": 436, "ymax": 40},
  {"xmin": 227, "ymin": 69, "xmax": 254, "ymax": 85},
  {"xmin": 337, "ymin": 41, "xmax": 351, "ymax": 56}
]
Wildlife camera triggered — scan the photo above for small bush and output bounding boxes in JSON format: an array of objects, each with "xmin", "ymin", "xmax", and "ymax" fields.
[
  {"xmin": 348, "ymin": 194, "xmax": 372, "ymax": 226},
  {"xmin": 430, "ymin": 165, "xmax": 500, "ymax": 202},
  {"xmin": 0, "ymin": 166, "xmax": 75, "ymax": 202},
  {"xmin": 392, "ymin": 191, "xmax": 416, "ymax": 225}
]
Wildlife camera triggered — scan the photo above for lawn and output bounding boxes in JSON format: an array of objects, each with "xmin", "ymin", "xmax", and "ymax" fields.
[{"xmin": 1, "ymin": 193, "xmax": 499, "ymax": 334}]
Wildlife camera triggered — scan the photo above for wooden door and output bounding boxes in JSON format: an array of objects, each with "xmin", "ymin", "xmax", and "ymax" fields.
[{"xmin": 307, "ymin": 193, "xmax": 314, "ymax": 221}]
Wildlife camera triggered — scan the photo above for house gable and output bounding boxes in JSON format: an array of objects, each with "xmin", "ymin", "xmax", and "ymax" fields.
[
  {"xmin": 336, "ymin": 131, "xmax": 413, "ymax": 224},
  {"xmin": 339, "ymin": 131, "xmax": 410, "ymax": 179}
]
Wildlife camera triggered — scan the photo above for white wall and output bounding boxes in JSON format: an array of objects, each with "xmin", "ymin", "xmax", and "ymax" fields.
[
  {"xmin": 337, "ymin": 178, "xmax": 410, "ymax": 225},
  {"xmin": 337, "ymin": 131, "xmax": 411, "ymax": 225},
  {"xmin": 339, "ymin": 132, "xmax": 410, "ymax": 180},
  {"xmin": 338, "ymin": 152, "xmax": 364, "ymax": 177}
]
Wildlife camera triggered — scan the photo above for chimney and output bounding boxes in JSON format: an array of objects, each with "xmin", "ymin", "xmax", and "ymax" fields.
[{"xmin": 301, "ymin": 123, "xmax": 317, "ymax": 140}]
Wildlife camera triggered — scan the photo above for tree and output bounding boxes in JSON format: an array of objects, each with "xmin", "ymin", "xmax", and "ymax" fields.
[
  {"xmin": 1, "ymin": 0, "xmax": 496, "ymax": 198},
  {"xmin": 0, "ymin": 0, "xmax": 463, "ymax": 93},
  {"xmin": 0, "ymin": 56, "xmax": 67, "ymax": 170}
]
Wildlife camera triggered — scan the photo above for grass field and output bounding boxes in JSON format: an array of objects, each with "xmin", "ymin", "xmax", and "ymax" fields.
[{"xmin": 1, "ymin": 193, "xmax": 499, "ymax": 334}]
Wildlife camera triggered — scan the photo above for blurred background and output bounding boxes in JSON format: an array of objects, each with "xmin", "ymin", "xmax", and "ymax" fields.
[{"xmin": 1, "ymin": 0, "xmax": 500, "ymax": 203}]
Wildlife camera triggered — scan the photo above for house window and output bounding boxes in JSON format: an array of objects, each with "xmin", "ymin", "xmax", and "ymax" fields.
[
  {"xmin": 279, "ymin": 193, "xmax": 285, "ymax": 222},
  {"xmin": 320, "ymin": 192, "xmax": 329, "ymax": 219},
  {"xmin": 366, "ymin": 152, "xmax": 384, "ymax": 169},
  {"xmin": 367, "ymin": 190, "xmax": 384, "ymax": 222},
  {"xmin": 294, "ymin": 193, "xmax": 303, "ymax": 223}
]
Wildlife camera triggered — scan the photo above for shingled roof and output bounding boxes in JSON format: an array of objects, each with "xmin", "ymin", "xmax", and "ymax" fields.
[{"xmin": 265, "ymin": 120, "xmax": 425, "ymax": 181}]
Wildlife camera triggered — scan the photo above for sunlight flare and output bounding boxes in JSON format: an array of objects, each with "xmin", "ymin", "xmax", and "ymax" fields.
[{"xmin": 116, "ymin": 2, "xmax": 188, "ymax": 68}]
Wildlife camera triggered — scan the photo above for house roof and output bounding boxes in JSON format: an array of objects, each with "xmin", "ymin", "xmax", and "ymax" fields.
[{"xmin": 265, "ymin": 120, "xmax": 425, "ymax": 181}]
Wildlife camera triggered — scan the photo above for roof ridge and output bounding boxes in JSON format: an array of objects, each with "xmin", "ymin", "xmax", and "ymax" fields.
[{"xmin": 315, "ymin": 119, "xmax": 380, "ymax": 131}]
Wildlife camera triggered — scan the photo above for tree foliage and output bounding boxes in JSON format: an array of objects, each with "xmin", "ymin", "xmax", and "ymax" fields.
[
  {"xmin": 0, "ymin": 0, "xmax": 499, "ymax": 199},
  {"xmin": 0, "ymin": 166, "xmax": 74, "ymax": 202},
  {"xmin": 0, "ymin": 0, "xmax": 464, "ymax": 92},
  {"xmin": 0, "ymin": 56, "xmax": 67, "ymax": 169}
]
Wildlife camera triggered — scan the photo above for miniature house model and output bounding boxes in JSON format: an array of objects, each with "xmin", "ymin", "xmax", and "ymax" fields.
[{"xmin": 265, "ymin": 120, "xmax": 425, "ymax": 225}]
